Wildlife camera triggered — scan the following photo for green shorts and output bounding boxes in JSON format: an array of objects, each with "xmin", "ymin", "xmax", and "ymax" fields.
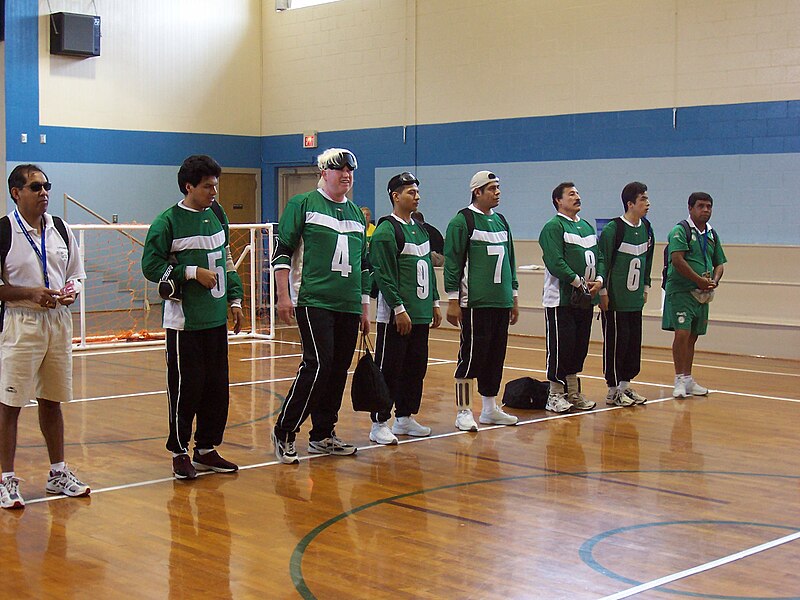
[{"xmin": 662, "ymin": 291, "xmax": 709, "ymax": 335}]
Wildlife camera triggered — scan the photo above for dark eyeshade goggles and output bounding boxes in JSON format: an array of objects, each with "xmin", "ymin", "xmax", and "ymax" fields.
[
  {"xmin": 24, "ymin": 182, "xmax": 52, "ymax": 192},
  {"xmin": 323, "ymin": 151, "xmax": 357, "ymax": 171},
  {"xmin": 388, "ymin": 172, "xmax": 419, "ymax": 194}
]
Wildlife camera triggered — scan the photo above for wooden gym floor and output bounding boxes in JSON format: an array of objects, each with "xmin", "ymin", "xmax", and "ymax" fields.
[{"xmin": 1, "ymin": 327, "xmax": 798, "ymax": 599}]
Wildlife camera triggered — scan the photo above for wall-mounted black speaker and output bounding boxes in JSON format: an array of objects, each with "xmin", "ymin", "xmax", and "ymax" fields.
[{"xmin": 50, "ymin": 12, "xmax": 101, "ymax": 57}]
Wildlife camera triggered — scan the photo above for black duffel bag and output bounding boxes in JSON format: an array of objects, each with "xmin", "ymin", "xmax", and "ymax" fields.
[
  {"xmin": 351, "ymin": 333, "xmax": 393, "ymax": 413},
  {"xmin": 502, "ymin": 377, "xmax": 549, "ymax": 410}
]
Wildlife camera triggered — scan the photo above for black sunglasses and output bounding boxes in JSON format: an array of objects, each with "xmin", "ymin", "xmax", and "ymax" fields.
[
  {"xmin": 324, "ymin": 151, "xmax": 357, "ymax": 171},
  {"xmin": 388, "ymin": 172, "xmax": 419, "ymax": 194},
  {"xmin": 23, "ymin": 182, "xmax": 52, "ymax": 192}
]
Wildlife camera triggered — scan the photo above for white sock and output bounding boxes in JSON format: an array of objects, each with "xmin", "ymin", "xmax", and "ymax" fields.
[
  {"xmin": 549, "ymin": 381, "xmax": 565, "ymax": 394},
  {"xmin": 685, "ymin": 374, "xmax": 694, "ymax": 383},
  {"xmin": 2, "ymin": 471, "xmax": 14, "ymax": 481},
  {"xmin": 608, "ymin": 386, "xmax": 618, "ymax": 395},
  {"xmin": 481, "ymin": 395, "xmax": 497, "ymax": 414},
  {"xmin": 171, "ymin": 452, "xmax": 188, "ymax": 458},
  {"xmin": 675, "ymin": 374, "xmax": 683, "ymax": 384},
  {"xmin": 618, "ymin": 381, "xmax": 629, "ymax": 391},
  {"xmin": 50, "ymin": 461, "xmax": 66, "ymax": 473},
  {"xmin": 197, "ymin": 448, "xmax": 213, "ymax": 455}
]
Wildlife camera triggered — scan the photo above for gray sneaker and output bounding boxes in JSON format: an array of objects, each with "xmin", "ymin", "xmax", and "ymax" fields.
[
  {"xmin": 623, "ymin": 387, "xmax": 647, "ymax": 404},
  {"xmin": 606, "ymin": 390, "xmax": 635, "ymax": 407},
  {"xmin": 569, "ymin": 393, "xmax": 596, "ymax": 411},
  {"xmin": 308, "ymin": 434, "xmax": 357, "ymax": 456},
  {"xmin": 272, "ymin": 431, "xmax": 299, "ymax": 464}
]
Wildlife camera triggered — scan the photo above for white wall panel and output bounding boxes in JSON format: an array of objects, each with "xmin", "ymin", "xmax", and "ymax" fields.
[
  {"xmin": 39, "ymin": 0, "xmax": 262, "ymax": 135},
  {"xmin": 261, "ymin": 0, "xmax": 800, "ymax": 135}
]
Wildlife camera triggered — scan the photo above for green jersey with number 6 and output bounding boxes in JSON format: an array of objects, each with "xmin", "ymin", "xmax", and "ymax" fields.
[
  {"xmin": 142, "ymin": 201, "xmax": 243, "ymax": 331},
  {"xmin": 444, "ymin": 206, "xmax": 518, "ymax": 309},
  {"xmin": 272, "ymin": 189, "xmax": 370, "ymax": 315},
  {"xmin": 598, "ymin": 218, "xmax": 654, "ymax": 312},
  {"xmin": 540, "ymin": 214, "xmax": 603, "ymax": 308}
]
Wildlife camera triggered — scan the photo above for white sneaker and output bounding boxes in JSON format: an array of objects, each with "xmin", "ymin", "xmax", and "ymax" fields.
[
  {"xmin": 1, "ymin": 476, "xmax": 25, "ymax": 509},
  {"xmin": 369, "ymin": 422, "xmax": 398, "ymax": 445},
  {"xmin": 479, "ymin": 405, "xmax": 518, "ymax": 425},
  {"xmin": 673, "ymin": 377, "xmax": 688, "ymax": 398},
  {"xmin": 392, "ymin": 416, "xmax": 431, "ymax": 437},
  {"xmin": 545, "ymin": 393, "xmax": 573, "ymax": 413},
  {"xmin": 46, "ymin": 467, "xmax": 90, "ymax": 497},
  {"xmin": 685, "ymin": 378, "xmax": 708, "ymax": 396},
  {"xmin": 308, "ymin": 434, "xmax": 357, "ymax": 456},
  {"xmin": 455, "ymin": 410, "xmax": 478, "ymax": 432}
]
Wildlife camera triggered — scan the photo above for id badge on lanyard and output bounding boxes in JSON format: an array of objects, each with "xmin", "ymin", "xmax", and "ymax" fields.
[{"xmin": 14, "ymin": 210, "xmax": 49, "ymax": 288}]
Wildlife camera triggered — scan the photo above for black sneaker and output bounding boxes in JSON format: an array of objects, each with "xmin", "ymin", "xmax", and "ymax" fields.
[
  {"xmin": 173, "ymin": 454, "xmax": 197, "ymax": 480},
  {"xmin": 192, "ymin": 449, "xmax": 238, "ymax": 473}
]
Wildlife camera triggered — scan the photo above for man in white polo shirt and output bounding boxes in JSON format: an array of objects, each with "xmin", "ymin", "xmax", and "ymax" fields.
[{"xmin": 0, "ymin": 164, "xmax": 90, "ymax": 509}]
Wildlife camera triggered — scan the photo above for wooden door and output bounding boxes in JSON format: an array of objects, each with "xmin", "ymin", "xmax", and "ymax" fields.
[{"xmin": 218, "ymin": 172, "xmax": 258, "ymax": 224}]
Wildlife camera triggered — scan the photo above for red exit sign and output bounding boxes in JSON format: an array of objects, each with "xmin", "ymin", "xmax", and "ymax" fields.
[{"xmin": 303, "ymin": 131, "xmax": 318, "ymax": 148}]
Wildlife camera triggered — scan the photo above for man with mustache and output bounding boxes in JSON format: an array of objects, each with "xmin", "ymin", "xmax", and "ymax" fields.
[{"xmin": 540, "ymin": 182, "xmax": 604, "ymax": 413}]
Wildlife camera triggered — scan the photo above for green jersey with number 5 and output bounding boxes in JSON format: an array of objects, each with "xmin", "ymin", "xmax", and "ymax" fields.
[
  {"xmin": 443, "ymin": 206, "xmax": 518, "ymax": 309},
  {"xmin": 540, "ymin": 214, "xmax": 603, "ymax": 308},
  {"xmin": 142, "ymin": 201, "xmax": 243, "ymax": 331},
  {"xmin": 272, "ymin": 190, "xmax": 369, "ymax": 315}
]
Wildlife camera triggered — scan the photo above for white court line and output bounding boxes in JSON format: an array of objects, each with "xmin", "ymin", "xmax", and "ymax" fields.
[
  {"xmin": 428, "ymin": 335, "xmax": 800, "ymax": 378},
  {"xmin": 597, "ymin": 530, "xmax": 800, "ymax": 600},
  {"xmin": 241, "ymin": 353, "xmax": 303, "ymax": 362}
]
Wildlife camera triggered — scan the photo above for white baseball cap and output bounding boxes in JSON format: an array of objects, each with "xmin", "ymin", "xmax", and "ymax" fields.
[{"xmin": 470, "ymin": 170, "xmax": 499, "ymax": 192}]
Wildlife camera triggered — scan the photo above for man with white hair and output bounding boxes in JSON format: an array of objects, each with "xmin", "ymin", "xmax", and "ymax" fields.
[
  {"xmin": 444, "ymin": 170, "xmax": 520, "ymax": 432},
  {"xmin": 270, "ymin": 148, "xmax": 370, "ymax": 463}
]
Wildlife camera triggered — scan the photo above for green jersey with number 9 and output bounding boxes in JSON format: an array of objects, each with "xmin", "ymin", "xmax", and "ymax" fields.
[{"xmin": 272, "ymin": 190, "xmax": 370, "ymax": 315}]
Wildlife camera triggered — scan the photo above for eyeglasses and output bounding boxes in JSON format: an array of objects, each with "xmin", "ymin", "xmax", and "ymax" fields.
[
  {"xmin": 387, "ymin": 172, "xmax": 419, "ymax": 194},
  {"xmin": 22, "ymin": 182, "xmax": 52, "ymax": 192},
  {"xmin": 323, "ymin": 151, "xmax": 357, "ymax": 171}
]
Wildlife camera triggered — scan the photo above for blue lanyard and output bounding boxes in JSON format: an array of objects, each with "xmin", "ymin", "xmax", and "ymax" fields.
[
  {"xmin": 14, "ymin": 210, "xmax": 49, "ymax": 288},
  {"xmin": 698, "ymin": 228, "xmax": 710, "ymax": 274}
]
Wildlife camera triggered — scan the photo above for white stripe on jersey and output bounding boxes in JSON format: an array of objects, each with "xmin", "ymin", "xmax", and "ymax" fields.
[
  {"xmin": 618, "ymin": 241, "xmax": 650, "ymax": 256},
  {"xmin": 563, "ymin": 232, "xmax": 597, "ymax": 248},
  {"xmin": 305, "ymin": 211, "xmax": 364, "ymax": 234},
  {"xmin": 470, "ymin": 229, "xmax": 508, "ymax": 244},
  {"xmin": 171, "ymin": 230, "xmax": 226, "ymax": 252},
  {"xmin": 400, "ymin": 240, "xmax": 430, "ymax": 257}
]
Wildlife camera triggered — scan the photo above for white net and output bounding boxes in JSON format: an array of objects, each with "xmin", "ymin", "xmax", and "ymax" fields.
[{"xmin": 69, "ymin": 223, "xmax": 275, "ymax": 349}]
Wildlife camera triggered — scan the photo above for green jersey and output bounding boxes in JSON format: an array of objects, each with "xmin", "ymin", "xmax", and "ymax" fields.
[
  {"xmin": 664, "ymin": 220, "xmax": 727, "ymax": 294},
  {"xmin": 370, "ymin": 215, "xmax": 439, "ymax": 325},
  {"xmin": 598, "ymin": 217, "xmax": 654, "ymax": 311},
  {"xmin": 540, "ymin": 213, "xmax": 604, "ymax": 308},
  {"xmin": 142, "ymin": 201, "xmax": 243, "ymax": 331},
  {"xmin": 272, "ymin": 189, "xmax": 369, "ymax": 314},
  {"xmin": 443, "ymin": 206, "xmax": 518, "ymax": 309}
]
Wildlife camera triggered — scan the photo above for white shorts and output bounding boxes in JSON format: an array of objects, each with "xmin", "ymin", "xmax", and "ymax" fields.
[{"xmin": 0, "ymin": 307, "xmax": 73, "ymax": 407}]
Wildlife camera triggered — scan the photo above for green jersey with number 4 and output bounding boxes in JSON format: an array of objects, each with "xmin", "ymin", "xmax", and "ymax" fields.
[
  {"xmin": 540, "ymin": 214, "xmax": 603, "ymax": 308},
  {"xmin": 598, "ymin": 218, "xmax": 654, "ymax": 312},
  {"xmin": 444, "ymin": 206, "xmax": 518, "ymax": 309},
  {"xmin": 142, "ymin": 202, "xmax": 243, "ymax": 331},
  {"xmin": 272, "ymin": 190, "xmax": 370, "ymax": 315}
]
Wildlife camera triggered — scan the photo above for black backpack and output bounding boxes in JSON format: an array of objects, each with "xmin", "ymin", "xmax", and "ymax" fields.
[
  {"xmin": 661, "ymin": 220, "xmax": 720, "ymax": 289},
  {"xmin": 0, "ymin": 214, "xmax": 71, "ymax": 331}
]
